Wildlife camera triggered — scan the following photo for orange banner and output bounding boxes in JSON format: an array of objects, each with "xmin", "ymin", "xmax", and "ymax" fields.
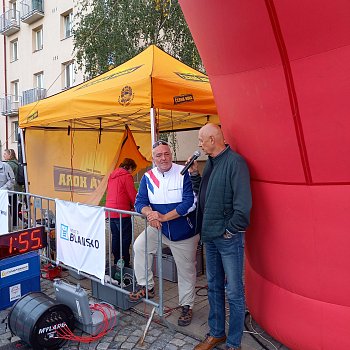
[{"xmin": 25, "ymin": 127, "xmax": 151, "ymax": 204}]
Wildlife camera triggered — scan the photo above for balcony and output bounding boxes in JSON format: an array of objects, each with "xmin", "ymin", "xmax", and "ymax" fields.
[
  {"xmin": 22, "ymin": 87, "xmax": 46, "ymax": 105},
  {"xmin": 20, "ymin": 0, "xmax": 44, "ymax": 24},
  {"xmin": 0, "ymin": 95, "xmax": 22, "ymax": 116},
  {"xmin": 0, "ymin": 10, "xmax": 20, "ymax": 36}
]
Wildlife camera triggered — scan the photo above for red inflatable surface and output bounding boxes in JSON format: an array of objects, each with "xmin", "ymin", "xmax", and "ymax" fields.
[{"xmin": 179, "ymin": 1, "xmax": 350, "ymax": 349}]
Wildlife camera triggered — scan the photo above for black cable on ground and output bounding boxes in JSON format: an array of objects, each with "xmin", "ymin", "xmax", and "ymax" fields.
[{"xmin": 195, "ymin": 285, "xmax": 208, "ymax": 297}]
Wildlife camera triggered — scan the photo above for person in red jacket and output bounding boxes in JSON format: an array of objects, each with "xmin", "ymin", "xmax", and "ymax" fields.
[{"xmin": 106, "ymin": 158, "xmax": 137, "ymax": 267}]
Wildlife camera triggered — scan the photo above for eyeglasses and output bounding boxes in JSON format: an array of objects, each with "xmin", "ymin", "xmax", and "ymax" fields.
[{"xmin": 152, "ymin": 140, "xmax": 169, "ymax": 149}]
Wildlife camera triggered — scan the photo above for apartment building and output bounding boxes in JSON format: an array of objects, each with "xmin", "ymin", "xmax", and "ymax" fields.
[
  {"xmin": 0, "ymin": 0, "xmax": 84, "ymax": 155},
  {"xmin": 0, "ymin": 1, "xmax": 203, "ymax": 164}
]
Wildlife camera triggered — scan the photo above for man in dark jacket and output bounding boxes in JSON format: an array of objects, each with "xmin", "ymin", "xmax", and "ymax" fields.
[{"xmin": 189, "ymin": 123, "xmax": 252, "ymax": 350}]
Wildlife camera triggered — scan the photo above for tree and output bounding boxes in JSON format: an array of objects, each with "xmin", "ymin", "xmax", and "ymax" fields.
[{"xmin": 73, "ymin": 0, "xmax": 203, "ymax": 79}]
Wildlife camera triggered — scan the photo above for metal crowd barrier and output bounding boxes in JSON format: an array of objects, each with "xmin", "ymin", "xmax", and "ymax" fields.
[{"xmin": 6, "ymin": 190, "xmax": 165, "ymax": 323}]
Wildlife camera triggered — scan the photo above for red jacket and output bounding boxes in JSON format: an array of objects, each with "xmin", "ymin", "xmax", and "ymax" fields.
[{"xmin": 105, "ymin": 168, "xmax": 137, "ymax": 218}]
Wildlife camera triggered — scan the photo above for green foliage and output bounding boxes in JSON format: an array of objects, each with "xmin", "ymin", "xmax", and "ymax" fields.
[
  {"xmin": 73, "ymin": 0, "xmax": 203, "ymax": 79},
  {"xmin": 159, "ymin": 132, "xmax": 178, "ymax": 161},
  {"xmin": 99, "ymin": 191, "xmax": 106, "ymax": 206}
]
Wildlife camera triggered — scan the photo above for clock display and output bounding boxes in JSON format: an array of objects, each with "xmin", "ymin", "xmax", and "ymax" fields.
[{"xmin": 0, "ymin": 226, "xmax": 47, "ymax": 259}]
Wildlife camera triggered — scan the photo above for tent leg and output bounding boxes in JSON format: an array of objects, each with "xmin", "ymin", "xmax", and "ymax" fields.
[
  {"xmin": 19, "ymin": 128, "xmax": 28, "ymax": 194},
  {"xmin": 150, "ymin": 107, "xmax": 156, "ymax": 146}
]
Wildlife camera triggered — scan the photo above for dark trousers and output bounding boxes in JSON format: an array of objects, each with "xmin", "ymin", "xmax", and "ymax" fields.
[
  {"xmin": 9, "ymin": 194, "xmax": 18, "ymax": 227},
  {"xmin": 110, "ymin": 217, "xmax": 132, "ymax": 267}
]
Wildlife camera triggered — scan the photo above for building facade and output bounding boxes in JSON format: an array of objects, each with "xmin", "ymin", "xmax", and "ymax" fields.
[
  {"xmin": 0, "ymin": 0, "xmax": 84, "ymax": 156},
  {"xmin": 0, "ymin": 0, "xmax": 203, "ymax": 164}
]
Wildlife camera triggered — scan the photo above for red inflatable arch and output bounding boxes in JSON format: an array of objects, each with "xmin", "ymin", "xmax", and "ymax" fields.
[{"xmin": 179, "ymin": 1, "xmax": 350, "ymax": 349}]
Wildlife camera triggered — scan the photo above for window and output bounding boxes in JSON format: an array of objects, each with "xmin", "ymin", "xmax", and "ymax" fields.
[
  {"xmin": 10, "ymin": 81, "xmax": 20, "ymax": 111},
  {"xmin": 11, "ymin": 81, "xmax": 19, "ymax": 101},
  {"xmin": 10, "ymin": 39, "xmax": 18, "ymax": 61},
  {"xmin": 63, "ymin": 61, "xmax": 74, "ymax": 89},
  {"xmin": 32, "ymin": 0, "xmax": 43, "ymax": 12},
  {"xmin": 35, "ymin": 72, "xmax": 44, "ymax": 89},
  {"xmin": 63, "ymin": 11, "xmax": 73, "ymax": 38},
  {"xmin": 11, "ymin": 1, "xmax": 17, "ymax": 12},
  {"xmin": 33, "ymin": 27, "xmax": 43, "ymax": 51},
  {"xmin": 12, "ymin": 121, "xmax": 19, "ymax": 142},
  {"xmin": 34, "ymin": 72, "xmax": 45, "ymax": 100},
  {"xmin": 10, "ymin": 1, "xmax": 17, "ymax": 19}
]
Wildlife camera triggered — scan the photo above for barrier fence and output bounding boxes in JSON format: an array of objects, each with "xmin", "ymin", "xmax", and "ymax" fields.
[{"xmin": 5, "ymin": 190, "xmax": 165, "ymax": 320}]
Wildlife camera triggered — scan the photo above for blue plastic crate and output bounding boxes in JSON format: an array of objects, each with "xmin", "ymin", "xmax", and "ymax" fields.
[{"xmin": 0, "ymin": 252, "xmax": 41, "ymax": 310}]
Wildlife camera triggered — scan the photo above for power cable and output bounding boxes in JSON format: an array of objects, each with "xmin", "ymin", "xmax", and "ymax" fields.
[
  {"xmin": 195, "ymin": 284, "xmax": 208, "ymax": 297},
  {"xmin": 55, "ymin": 302, "xmax": 117, "ymax": 343},
  {"xmin": 243, "ymin": 311, "xmax": 279, "ymax": 350}
]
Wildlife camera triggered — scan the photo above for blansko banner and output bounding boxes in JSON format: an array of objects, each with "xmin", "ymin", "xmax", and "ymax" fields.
[
  {"xmin": 55, "ymin": 199, "xmax": 106, "ymax": 282},
  {"xmin": 0, "ymin": 190, "xmax": 8, "ymax": 235}
]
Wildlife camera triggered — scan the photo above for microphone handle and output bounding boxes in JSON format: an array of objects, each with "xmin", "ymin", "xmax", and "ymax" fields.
[{"xmin": 180, "ymin": 155, "xmax": 197, "ymax": 175}]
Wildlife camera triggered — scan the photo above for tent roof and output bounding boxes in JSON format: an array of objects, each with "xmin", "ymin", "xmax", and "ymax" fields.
[{"xmin": 19, "ymin": 45, "xmax": 218, "ymax": 132}]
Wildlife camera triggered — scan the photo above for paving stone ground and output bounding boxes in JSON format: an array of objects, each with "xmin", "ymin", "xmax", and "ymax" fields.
[
  {"xmin": 0, "ymin": 278, "xmax": 203, "ymax": 350},
  {"xmin": 0, "ymin": 277, "xmax": 288, "ymax": 350}
]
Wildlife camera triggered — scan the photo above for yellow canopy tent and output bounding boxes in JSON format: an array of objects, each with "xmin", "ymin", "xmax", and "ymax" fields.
[{"xmin": 19, "ymin": 45, "xmax": 218, "ymax": 203}]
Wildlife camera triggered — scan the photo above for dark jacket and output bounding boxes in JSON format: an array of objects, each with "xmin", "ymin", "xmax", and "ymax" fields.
[
  {"xmin": 191, "ymin": 146, "xmax": 252, "ymax": 242},
  {"xmin": 106, "ymin": 168, "xmax": 137, "ymax": 218}
]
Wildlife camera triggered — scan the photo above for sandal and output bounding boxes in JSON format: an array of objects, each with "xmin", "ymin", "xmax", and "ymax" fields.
[
  {"xmin": 178, "ymin": 305, "xmax": 192, "ymax": 326},
  {"xmin": 129, "ymin": 285, "xmax": 155, "ymax": 302}
]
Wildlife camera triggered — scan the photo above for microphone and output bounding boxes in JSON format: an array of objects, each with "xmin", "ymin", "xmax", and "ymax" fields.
[{"xmin": 180, "ymin": 150, "xmax": 201, "ymax": 175}]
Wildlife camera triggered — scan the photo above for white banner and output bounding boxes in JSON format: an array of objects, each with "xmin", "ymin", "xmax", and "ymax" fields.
[
  {"xmin": 56, "ymin": 199, "xmax": 106, "ymax": 282},
  {"xmin": 0, "ymin": 190, "xmax": 8, "ymax": 235}
]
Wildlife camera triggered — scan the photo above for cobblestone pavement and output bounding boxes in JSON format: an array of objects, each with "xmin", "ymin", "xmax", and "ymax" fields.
[
  {"xmin": 0, "ymin": 277, "xmax": 288, "ymax": 350},
  {"xmin": 0, "ymin": 278, "xmax": 202, "ymax": 350}
]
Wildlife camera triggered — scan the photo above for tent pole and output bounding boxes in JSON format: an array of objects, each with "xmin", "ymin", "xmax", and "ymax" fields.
[
  {"xmin": 19, "ymin": 128, "xmax": 28, "ymax": 193},
  {"xmin": 150, "ymin": 107, "xmax": 156, "ymax": 146},
  {"xmin": 19, "ymin": 128, "xmax": 31, "ymax": 226}
]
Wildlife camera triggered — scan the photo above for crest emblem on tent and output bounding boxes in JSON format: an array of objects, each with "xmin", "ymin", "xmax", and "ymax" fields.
[{"xmin": 118, "ymin": 86, "xmax": 134, "ymax": 106}]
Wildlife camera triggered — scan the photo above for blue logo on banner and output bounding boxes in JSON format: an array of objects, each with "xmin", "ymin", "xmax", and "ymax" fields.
[{"xmin": 60, "ymin": 224, "xmax": 69, "ymax": 240}]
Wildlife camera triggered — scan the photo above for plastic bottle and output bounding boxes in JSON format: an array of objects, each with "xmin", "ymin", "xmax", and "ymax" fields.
[{"xmin": 114, "ymin": 258, "xmax": 125, "ymax": 282}]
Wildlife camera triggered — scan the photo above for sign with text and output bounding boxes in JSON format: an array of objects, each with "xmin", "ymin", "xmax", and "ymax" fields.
[
  {"xmin": 53, "ymin": 166, "xmax": 104, "ymax": 193},
  {"xmin": 55, "ymin": 199, "xmax": 106, "ymax": 282}
]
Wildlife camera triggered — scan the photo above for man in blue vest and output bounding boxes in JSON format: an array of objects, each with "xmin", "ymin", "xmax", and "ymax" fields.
[{"xmin": 130, "ymin": 140, "xmax": 199, "ymax": 327}]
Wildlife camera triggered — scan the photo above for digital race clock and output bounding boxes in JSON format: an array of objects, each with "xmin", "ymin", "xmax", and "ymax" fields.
[{"xmin": 0, "ymin": 226, "xmax": 47, "ymax": 259}]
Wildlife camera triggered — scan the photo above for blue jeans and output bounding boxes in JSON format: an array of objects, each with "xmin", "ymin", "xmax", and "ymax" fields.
[
  {"xmin": 205, "ymin": 232, "xmax": 245, "ymax": 349},
  {"xmin": 110, "ymin": 217, "xmax": 132, "ymax": 267}
]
